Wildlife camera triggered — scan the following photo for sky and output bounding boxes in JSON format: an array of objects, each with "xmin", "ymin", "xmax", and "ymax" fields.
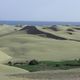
[{"xmin": 0, "ymin": 0, "xmax": 80, "ymax": 21}]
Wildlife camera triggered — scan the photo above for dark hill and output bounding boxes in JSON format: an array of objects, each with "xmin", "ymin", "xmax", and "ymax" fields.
[
  {"xmin": 49, "ymin": 25, "xmax": 59, "ymax": 31},
  {"xmin": 20, "ymin": 26, "xmax": 67, "ymax": 40},
  {"xmin": 74, "ymin": 28, "xmax": 80, "ymax": 30}
]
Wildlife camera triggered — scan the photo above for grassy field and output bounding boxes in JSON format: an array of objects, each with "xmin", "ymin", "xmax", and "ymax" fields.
[
  {"xmin": 0, "ymin": 25, "xmax": 80, "ymax": 80},
  {"xmin": 0, "ymin": 31, "xmax": 80, "ymax": 61}
]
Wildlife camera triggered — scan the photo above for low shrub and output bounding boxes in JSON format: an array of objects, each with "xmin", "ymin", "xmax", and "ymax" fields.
[
  {"xmin": 28, "ymin": 59, "xmax": 39, "ymax": 65},
  {"xmin": 8, "ymin": 61, "xmax": 12, "ymax": 66}
]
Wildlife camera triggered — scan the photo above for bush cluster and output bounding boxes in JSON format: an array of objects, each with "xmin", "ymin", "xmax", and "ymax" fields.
[{"xmin": 7, "ymin": 59, "xmax": 80, "ymax": 72}]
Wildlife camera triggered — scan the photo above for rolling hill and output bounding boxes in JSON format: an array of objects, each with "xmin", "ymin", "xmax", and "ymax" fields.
[
  {"xmin": 0, "ymin": 25, "xmax": 80, "ymax": 61},
  {"xmin": 0, "ymin": 25, "xmax": 80, "ymax": 80}
]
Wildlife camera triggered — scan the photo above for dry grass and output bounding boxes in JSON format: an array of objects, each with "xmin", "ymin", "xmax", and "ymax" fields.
[
  {"xmin": 0, "ymin": 25, "xmax": 80, "ymax": 80},
  {"xmin": 10, "ymin": 68, "xmax": 80, "ymax": 80}
]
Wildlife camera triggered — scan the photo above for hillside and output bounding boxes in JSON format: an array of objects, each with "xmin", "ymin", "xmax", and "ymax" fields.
[
  {"xmin": 0, "ymin": 25, "xmax": 80, "ymax": 61},
  {"xmin": 0, "ymin": 25, "xmax": 80, "ymax": 80},
  {"xmin": 37, "ymin": 25, "xmax": 80, "ymax": 41}
]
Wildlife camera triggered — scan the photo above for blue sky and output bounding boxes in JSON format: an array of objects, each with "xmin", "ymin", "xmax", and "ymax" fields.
[{"xmin": 0, "ymin": 0, "xmax": 80, "ymax": 21}]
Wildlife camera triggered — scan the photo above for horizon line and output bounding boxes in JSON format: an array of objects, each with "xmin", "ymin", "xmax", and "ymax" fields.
[{"xmin": 0, "ymin": 20, "xmax": 80, "ymax": 23}]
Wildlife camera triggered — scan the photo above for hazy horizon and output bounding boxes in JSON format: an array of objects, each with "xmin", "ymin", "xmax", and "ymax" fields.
[{"xmin": 0, "ymin": 0, "xmax": 80, "ymax": 22}]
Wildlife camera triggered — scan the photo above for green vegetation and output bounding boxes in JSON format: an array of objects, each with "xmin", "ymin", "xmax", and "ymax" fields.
[
  {"xmin": 28, "ymin": 59, "xmax": 39, "ymax": 65},
  {"xmin": 8, "ymin": 59, "xmax": 80, "ymax": 72}
]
